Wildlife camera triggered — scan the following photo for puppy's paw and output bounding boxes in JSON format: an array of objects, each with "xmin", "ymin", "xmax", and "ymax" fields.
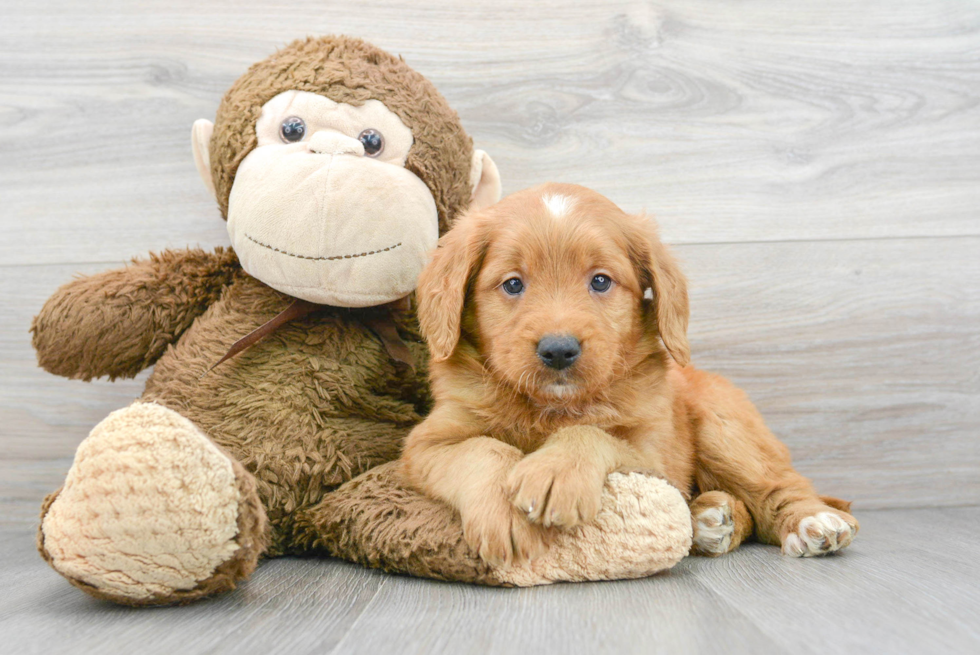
[
  {"xmin": 692, "ymin": 503, "xmax": 734, "ymax": 556},
  {"xmin": 781, "ymin": 511, "xmax": 858, "ymax": 557},
  {"xmin": 507, "ymin": 452, "xmax": 605, "ymax": 529},
  {"xmin": 462, "ymin": 496, "xmax": 550, "ymax": 567}
]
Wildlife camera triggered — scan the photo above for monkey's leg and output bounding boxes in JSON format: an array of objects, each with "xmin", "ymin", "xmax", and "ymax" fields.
[
  {"xmin": 204, "ymin": 415, "xmax": 411, "ymax": 558},
  {"xmin": 290, "ymin": 462, "xmax": 692, "ymax": 586},
  {"xmin": 38, "ymin": 402, "xmax": 269, "ymax": 606}
]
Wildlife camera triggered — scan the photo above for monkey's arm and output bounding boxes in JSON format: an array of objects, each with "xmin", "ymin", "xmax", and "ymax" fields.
[{"xmin": 31, "ymin": 247, "xmax": 240, "ymax": 380}]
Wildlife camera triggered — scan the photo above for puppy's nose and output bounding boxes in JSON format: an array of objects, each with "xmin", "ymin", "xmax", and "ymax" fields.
[{"xmin": 537, "ymin": 335, "xmax": 581, "ymax": 371}]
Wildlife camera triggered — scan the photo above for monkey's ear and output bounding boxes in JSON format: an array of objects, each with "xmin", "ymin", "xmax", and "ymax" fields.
[
  {"xmin": 469, "ymin": 149, "xmax": 501, "ymax": 212},
  {"xmin": 192, "ymin": 119, "xmax": 216, "ymax": 199}
]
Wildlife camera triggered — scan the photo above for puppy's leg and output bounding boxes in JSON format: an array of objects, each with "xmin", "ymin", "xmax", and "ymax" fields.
[
  {"xmin": 507, "ymin": 425, "xmax": 644, "ymax": 529},
  {"xmin": 402, "ymin": 407, "xmax": 550, "ymax": 567},
  {"xmin": 690, "ymin": 491, "xmax": 753, "ymax": 557},
  {"xmin": 687, "ymin": 370, "xmax": 858, "ymax": 557}
]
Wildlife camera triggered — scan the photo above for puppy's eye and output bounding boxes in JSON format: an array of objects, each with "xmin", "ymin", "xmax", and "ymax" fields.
[
  {"xmin": 358, "ymin": 129, "xmax": 385, "ymax": 157},
  {"xmin": 590, "ymin": 274, "xmax": 612, "ymax": 292},
  {"xmin": 502, "ymin": 278, "xmax": 525, "ymax": 296},
  {"xmin": 280, "ymin": 116, "xmax": 306, "ymax": 143}
]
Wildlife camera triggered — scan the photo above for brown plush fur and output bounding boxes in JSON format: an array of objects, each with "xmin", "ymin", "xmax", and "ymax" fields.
[
  {"xmin": 32, "ymin": 36, "xmax": 478, "ymax": 603},
  {"xmin": 210, "ymin": 35, "xmax": 474, "ymax": 234},
  {"xmin": 403, "ymin": 184, "xmax": 858, "ymax": 565},
  {"xmin": 32, "ymin": 247, "xmax": 240, "ymax": 381},
  {"xmin": 291, "ymin": 461, "xmax": 502, "ymax": 585},
  {"xmin": 139, "ymin": 272, "xmax": 430, "ymax": 556}
]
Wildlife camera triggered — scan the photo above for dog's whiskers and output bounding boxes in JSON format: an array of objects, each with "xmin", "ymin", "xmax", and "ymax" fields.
[
  {"xmin": 517, "ymin": 369, "xmax": 528, "ymax": 395},
  {"xmin": 529, "ymin": 371, "xmax": 540, "ymax": 396}
]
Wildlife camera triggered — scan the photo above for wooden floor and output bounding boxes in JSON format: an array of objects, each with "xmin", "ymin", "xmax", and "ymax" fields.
[
  {"xmin": 1, "ymin": 0, "xmax": 979, "ymax": 653},
  {"xmin": 1, "ymin": 506, "xmax": 977, "ymax": 654}
]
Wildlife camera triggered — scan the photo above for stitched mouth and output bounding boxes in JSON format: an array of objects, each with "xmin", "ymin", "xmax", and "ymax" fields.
[{"xmin": 245, "ymin": 234, "xmax": 402, "ymax": 261}]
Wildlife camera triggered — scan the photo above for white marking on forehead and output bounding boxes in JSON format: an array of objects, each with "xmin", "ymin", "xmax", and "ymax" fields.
[{"xmin": 542, "ymin": 194, "xmax": 575, "ymax": 219}]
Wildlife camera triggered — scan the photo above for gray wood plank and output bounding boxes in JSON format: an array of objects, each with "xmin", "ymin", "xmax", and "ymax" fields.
[
  {"xmin": 326, "ymin": 507, "xmax": 980, "ymax": 655},
  {"xmin": 330, "ymin": 569, "xmax": 775, "ymax": 655},
  {"xmin": 685, "ymin": 507, "xmax": 980, "ymax": 654},
  {"xmin": 2, "ymin": 0, "xmax": 979, "ymax": 266},
  {"xmin": 683, "ymin": 236, "xmax": 980, "ymax": 509},
  {"xmin": 3, "ymin": 508, "xmax": 977, "ymax": 654},
  {"xmin": 0, "ymin": 524, "xmax": 387, "ymax": 655}
]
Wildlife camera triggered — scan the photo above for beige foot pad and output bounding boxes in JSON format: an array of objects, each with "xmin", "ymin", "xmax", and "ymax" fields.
[
  {"xmin": 39, "ymin": 402, "xmax": 263, "ymax": 605},
  {"xmin": 492, "ymin": 472, "xmax": 692, "ymax": 585},
  {"xmin": 306, "ymin": 462, "xmax": 692, "ymax": 586}
]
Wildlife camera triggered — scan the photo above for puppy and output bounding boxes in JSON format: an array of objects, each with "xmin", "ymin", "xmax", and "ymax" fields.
[{"xmin": 402, "ymin": 183, "xmax": 858, "ymax": 566}]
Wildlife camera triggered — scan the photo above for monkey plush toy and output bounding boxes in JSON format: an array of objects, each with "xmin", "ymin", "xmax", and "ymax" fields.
[{"xmin": 32, "ymin": 36, "xmax": 691, "ymax": 606}]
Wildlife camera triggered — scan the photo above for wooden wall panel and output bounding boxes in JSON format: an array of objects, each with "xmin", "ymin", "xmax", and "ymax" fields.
[{"xmin": 1, "ymin": 0, "xmax": 977, "ymax": 514}]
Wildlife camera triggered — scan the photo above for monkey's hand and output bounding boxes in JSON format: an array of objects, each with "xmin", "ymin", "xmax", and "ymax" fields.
[{"xmin": 31, "ymin": 247, "xmax": 240, "ymax": 380}]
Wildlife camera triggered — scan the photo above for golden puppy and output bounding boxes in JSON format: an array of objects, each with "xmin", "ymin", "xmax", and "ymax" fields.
[{"xmin": 402, "ymin": 183, "xmax": 858, "ymax": 566}]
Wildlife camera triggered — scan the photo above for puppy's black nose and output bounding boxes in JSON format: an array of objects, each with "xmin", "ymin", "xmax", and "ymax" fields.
[{"xmin": 537, "ymin": 334, "xmax": 581, "ymax": 370}]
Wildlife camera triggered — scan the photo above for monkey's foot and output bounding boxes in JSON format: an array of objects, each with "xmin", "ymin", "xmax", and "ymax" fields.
[
  {"xmin": 299, "ymin": 465, "xmax": 692, "ymax": 586},
  {"xmin": 493, "ymin": 472, "xmax": 692, "ymax": 584},
  {"xmin": 38, "ymin": 402, "xmax": 268, "ymax": 606}
]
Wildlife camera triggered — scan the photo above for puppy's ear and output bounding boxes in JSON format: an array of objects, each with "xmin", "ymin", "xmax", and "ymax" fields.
[
  {"xmin": 631, "ymin": 215, "xmax": 690, "ymax": 366},
  {"xmin": 416, "ymin": 212, "xmax": 489, "ymax": 361}
]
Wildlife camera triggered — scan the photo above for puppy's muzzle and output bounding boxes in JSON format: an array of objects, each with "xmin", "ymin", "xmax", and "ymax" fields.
[{"xmin": 537, "ymin": 334, "xmax": 581, "ymax": 371}]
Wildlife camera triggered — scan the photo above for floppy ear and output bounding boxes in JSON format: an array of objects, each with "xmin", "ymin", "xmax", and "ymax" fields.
[
  {"xmin": 633, "ymin": 216, "xmax": 690, "ymax": 366},
  {"xmin": 416, "ymin": 212, "xmax": 489, "ymax": 361}
]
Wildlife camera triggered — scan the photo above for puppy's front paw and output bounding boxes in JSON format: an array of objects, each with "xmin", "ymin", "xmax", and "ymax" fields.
[
  {"xmin": 507, "ymin": 452, "xmax": 605, "ymax": 529},
  {"xmin": 782, "ymin": 511, "xmax": 858, "ymax": 557},
  {"xmin": 462, "ymin": 496, "xmax": 550, "ymax": 567},
  {"xmin": 692, "ymin": 503, "xmax": 734, "ymax": 556}
]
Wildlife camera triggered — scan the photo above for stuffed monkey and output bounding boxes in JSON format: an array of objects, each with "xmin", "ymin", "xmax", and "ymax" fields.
[{"xmin": 32, "ymin": 36, "xmax": 691, "ymax": 606}]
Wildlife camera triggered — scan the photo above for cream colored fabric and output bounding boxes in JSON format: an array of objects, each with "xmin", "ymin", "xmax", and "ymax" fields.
[
  {"xmin": 192, "ymin": 118, "xmax": 215, "ymax": 197},
  {"xmin": 41, "ymin": 403, "xmax": 242, "ymax": 601},
  {"xmin": 255, "ymin": 91, "xmax": 415, "ymax": 166},
  {"xmin": 491, "ymin": 472, "xmax": 692, "ymax": 585},
  {"xmin": 468, "ymin": 148, "xmax": 502, "ymax": 212},
  {"xmin": 227, "ymin": 91, "xmax": 439, "ymax": 307}
]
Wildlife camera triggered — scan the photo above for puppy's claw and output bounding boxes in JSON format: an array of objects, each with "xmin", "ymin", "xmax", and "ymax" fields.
[
  {"xmin": 463, "ymin": 499, "xmax": 551, "ymax": 568},
  {"xmin": 508, "ymin": 466, "xmax": 554, "ymax": 524},
  {"xmin": 692, "ymin": 503, "xmax": 735, "ymax": 556},
  {"xmin": 508, "ymin": 454, "xmax": 603, "ymax": 530},
  {"xmin": 781, "ymin": 511, "xmax": 858, "ymax": 557},
  {"xmin": 545, "ymin": 509, "xmax": 561, "ymax": 529},
  {"xmin": 781, "ymin": 532, "xmax": 806, "ymax": 557}
]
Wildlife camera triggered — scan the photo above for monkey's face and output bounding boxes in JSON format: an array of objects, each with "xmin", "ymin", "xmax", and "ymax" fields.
[{"xmin": 225, "ymin": 90, "xmax": 439, "ymax": 307}]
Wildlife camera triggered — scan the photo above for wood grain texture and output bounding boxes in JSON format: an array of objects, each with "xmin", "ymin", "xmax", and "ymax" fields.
[
  {"xmin": 1, "ymin": 1, "xmax": 979, "ymax": 648},
  {"xmin": 684, "ymin": 237, "xmax": 980, "ymax": 508},
  {"xmin": 1, "ymin": 507, "xmax": 978, "ymax": 654},
  {"xmin": 1, "ymin": 0, "xmax": 979, "ymax": 265}
]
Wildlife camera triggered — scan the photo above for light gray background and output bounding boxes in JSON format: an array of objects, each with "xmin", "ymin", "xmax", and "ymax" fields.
[{"xmin": 1, "ymin": 1, "xmax": 978, "ymax": 653}]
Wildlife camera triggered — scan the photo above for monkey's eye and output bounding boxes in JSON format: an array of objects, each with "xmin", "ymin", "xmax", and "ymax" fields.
[
  {"xmin": 590, "ymin": 274, "xmax": 612, "ymax": 293},
  {"xmin": 280, "ymin": 116, "xmax": 306, "ymax": 143},
  {"xmin": 358, "ymin": 129, "xmax": 385, "ymax": 157},
  {"xmin": 502, "ymin": 278, "xmax": 525, "ymax": 296}
]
